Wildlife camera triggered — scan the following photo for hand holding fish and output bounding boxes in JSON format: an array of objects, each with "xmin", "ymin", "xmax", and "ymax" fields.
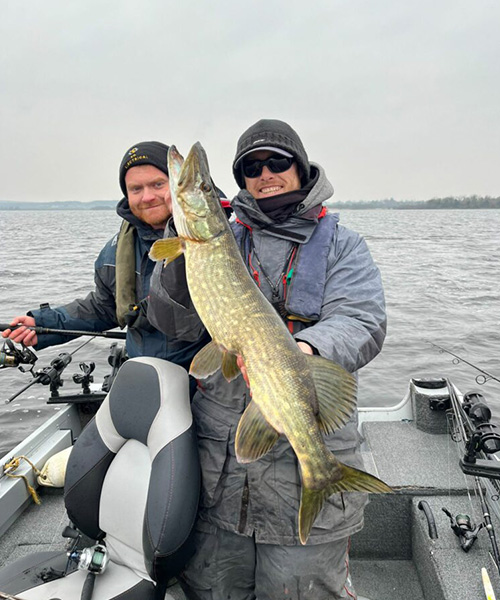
[
  {"xmin": 236, "ymin": 355, "xmax": 249, "ymax": 388},
  {"xmin": 297, "ymin": 341, "xmax": 314, "ymax": 355}
]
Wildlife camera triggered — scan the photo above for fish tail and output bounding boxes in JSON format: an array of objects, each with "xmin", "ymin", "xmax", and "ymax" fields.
[{"xmin": 299, "ymin": 462, "xmax": 392, "ymax": 545}]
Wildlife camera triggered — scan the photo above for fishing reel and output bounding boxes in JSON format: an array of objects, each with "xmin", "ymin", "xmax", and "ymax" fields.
[
  {"xmin": 0, "ymin": 339, "xmax": 38, "ymax": 370},
  {"xmin": 68, "ymin": 544, "xmax": 109, "ymax": 575},
  {"xmin": 442, "ymin": 508, "xmax": 482, "ymax": 552}
]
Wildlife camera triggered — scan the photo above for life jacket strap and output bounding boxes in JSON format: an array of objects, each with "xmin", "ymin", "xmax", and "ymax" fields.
[{"xmin": 115, "ymin": 220, "xmax": 137, "ymax": 328}]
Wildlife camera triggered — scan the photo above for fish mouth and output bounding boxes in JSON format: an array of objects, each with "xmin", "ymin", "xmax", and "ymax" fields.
[
  {"xmin": 167, "ymin": 141, "xmax": 225, "ymax": 242},
  {"xmin": 178, "ymin": 142, "xmax": 211, "ymax": 193},
  {"xmin": 167, "ymin": 145, "xmax": 184, "ymax": 173}
]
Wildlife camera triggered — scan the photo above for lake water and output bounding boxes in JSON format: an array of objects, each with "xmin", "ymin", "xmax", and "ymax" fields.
[{"xmin": 0, "ymin": 209, "xmax": 499, "ymax": 456}]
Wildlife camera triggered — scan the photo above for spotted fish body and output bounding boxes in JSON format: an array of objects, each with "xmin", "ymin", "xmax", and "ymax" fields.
[{"xmin": 150, "ymin": 143, "xmax": 391, "ymax": 543}]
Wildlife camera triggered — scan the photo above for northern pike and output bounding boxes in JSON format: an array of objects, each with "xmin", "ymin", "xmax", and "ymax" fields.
[{"xmin": 150, "ymin": 142, "xmax": 391, "ymax": 544}]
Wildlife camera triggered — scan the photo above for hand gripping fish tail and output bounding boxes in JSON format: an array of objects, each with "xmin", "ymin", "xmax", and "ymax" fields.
[{"xmin": 149, "ymin": 142, "xmax": 392, "ymax": 545}]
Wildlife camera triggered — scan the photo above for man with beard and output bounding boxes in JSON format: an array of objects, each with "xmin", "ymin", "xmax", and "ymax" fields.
[{"xmin": 2, "ymin": 141, "xmax": 213, "ymax": 371}]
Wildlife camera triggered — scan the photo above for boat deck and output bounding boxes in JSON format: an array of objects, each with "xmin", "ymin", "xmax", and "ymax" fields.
[
  {"xmin": 0, "ymin": 488, "xmax": 424, "ymax": 600},
  {"xmin": 356, "ymin": 420, "xmax": 500, "ymax": 599},
  {"xmin": 2, "ymin": 417, "xmax": 500, "ymax": 598}
]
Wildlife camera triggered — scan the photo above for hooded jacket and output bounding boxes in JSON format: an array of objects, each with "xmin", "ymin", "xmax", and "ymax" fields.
[
  {"xmin": 148, "ymin": 163, "xmax": 387, "ymax": 544},
  {"xmin": 29, "ymin": 198, "xmax": 208, "ymax": 369}
]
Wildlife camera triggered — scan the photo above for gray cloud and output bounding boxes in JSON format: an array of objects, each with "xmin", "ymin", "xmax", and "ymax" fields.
[{"xmin": 1, "ymin": 0, "xmax": 499, "ymax": 202}]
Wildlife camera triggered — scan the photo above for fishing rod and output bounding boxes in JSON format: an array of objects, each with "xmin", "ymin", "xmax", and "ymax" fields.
[
  {"xmin": 429, "ymin": 342, "xmax": 500, "ymax": 385},
  {"xmin": 0, "ymin": 323, "xmax": 127, "ymax": 340},
  {"xmin": 443, "ymin": 379, "xmax": 500, "ymax": 573}
]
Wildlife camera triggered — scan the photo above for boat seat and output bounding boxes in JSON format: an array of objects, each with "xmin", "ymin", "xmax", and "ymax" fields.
[{"xmin": 0, "ymin": 356, "xmax": 200, "ymax": 600}]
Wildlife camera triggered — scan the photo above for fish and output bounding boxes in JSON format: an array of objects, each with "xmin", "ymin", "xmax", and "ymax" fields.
[{"xmin": 149, "ymin": 142, "xmax": 391, "ymax": 544}]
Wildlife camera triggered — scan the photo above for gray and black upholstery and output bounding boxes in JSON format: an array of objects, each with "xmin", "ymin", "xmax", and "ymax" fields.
[{"xmin": 0, "ymin": 357, "xmax": 200, "ymax": 599}]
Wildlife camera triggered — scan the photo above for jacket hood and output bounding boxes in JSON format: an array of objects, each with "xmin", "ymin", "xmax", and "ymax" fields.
[{"xmin": 231, "ymin": 163, "xmax": 334, "ymax": 243}]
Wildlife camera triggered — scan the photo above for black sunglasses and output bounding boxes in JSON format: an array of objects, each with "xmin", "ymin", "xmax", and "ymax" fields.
[{"xmin": 241, "ymin": 155, "xmax": 294, "ymax": 179}]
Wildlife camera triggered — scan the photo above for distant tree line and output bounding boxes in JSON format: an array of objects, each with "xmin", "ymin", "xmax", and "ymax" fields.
[
  {"xmin": 1, "ymin": 195, "xmax": 499, "ymax": 211},
  {"xmin": 332, "ymin": 195, "xmax": 500, "ymax": 209},
  {"xmin": 0, "ymin": 200, "xmax": 116, "ymax": 211}
]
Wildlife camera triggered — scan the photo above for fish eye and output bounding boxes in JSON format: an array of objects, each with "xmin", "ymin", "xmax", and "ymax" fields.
[{"xmin": 200, "ymin": 181, "xmax": 212, "ymax": 193}]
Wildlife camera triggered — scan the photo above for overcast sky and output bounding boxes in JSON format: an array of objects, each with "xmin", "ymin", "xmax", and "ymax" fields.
[{"xmin": 1, "ymin": 0, "xmax": 499, "ymax": 203}]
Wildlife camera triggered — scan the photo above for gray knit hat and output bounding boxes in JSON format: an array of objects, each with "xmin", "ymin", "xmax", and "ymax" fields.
[
  {"xmin": 119, "ymin": 141, "xmax": 169, "ymax": 197},
  {"xmin": 233, "ymin": 119, "xmax": 310, "ymax": 188}
]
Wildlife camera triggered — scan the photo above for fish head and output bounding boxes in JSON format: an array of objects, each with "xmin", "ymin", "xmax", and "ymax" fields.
[{"xmin": 168, "ymin": 142, "xmax": 227, "ymax": 242}]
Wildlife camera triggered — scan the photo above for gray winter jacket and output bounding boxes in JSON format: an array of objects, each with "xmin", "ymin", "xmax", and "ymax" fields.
[{"xmin": 148, "ymin": 163, "xmax": 387, "ymax": 545}]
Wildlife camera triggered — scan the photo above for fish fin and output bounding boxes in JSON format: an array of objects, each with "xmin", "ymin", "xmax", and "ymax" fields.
[
  {"xmin": 235, "ymin": 401, "xmax": 280, "ymax": 464},
  {"xmin": 190, "ymin": 341, "xmax": 223, "ymax": 379},
  {"xmin": 299, "ymin": 462, "xmax": 392, "ymax": 544},
  {"xmin": 305, "ymin": 354, "xmax": 357, "ymax": 435},
  {"xmin": 222, "ymin": 352, "xmax": 240, "ymax": 382},
  {"xmin": 149, "ymin": 238, "xmax": 184, "ymax": 263},
  {"xmin": 328, "ymin": 462, "xmax": 392, "ymax": 495},
  {"xmin": 298, "ymin": 486, "xmax": 330, "ymax": 545}
]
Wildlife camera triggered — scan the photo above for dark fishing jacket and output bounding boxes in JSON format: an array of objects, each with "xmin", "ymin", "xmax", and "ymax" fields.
[
  {"xmin": 29, "ymin": 198, "xmax": 208, "ymax": 369},
  {"xmin": 147, "ymin": 163, "xmax": 387, "ymax": 545}
]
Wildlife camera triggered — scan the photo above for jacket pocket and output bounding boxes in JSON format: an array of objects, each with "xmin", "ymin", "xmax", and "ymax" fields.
[{"xmin": 192, "ymin": 399, "xmax": 232, "ymax": 509}]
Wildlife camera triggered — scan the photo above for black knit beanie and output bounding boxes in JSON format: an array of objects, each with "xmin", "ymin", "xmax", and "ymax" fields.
[
  {"xmin": 232, "ymin": 119, "xmax": 310, "ymax": 189},
  {"xmin": 119, "ymin": 141, "xmax": 170, "ymax": 197}
]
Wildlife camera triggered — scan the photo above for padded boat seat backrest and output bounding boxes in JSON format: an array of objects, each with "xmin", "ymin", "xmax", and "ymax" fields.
[{"xmin": 64, "ymin": 357, "xmax": 200, "ymax": 585}]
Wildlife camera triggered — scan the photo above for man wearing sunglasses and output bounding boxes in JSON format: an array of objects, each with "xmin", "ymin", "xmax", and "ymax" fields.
[{"xmin": 148, "ymin": 119, "xmax": 386, "ymax": 600}]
